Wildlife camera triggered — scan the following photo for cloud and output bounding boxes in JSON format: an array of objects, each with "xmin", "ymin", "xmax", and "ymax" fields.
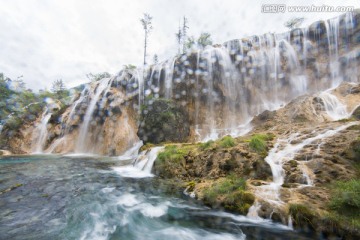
[{"xmin": 0, "ymin": 0, "xmax": 359, "ymax": 90}]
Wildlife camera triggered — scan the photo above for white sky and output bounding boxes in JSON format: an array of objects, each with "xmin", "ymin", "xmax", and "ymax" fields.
[{"xmin": 0, "ymin": 0, "xmax": 359, "ymax": 90}]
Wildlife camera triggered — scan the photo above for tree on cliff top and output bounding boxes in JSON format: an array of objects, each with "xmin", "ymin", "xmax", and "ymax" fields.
[
  {"xmin": 284, "ymin": 17, "xmax": 305, "ymax": 30},
  {"xmin": 140, "ymin": 13, "xmax": 153, "ymax": 66},
  {"xmin": 175, "ymin": 21, "xmax": 182, "ymax": 55},
  {"xmin": 184, "ymin": 33, "xmax": 213, "ymax": 51},
  {"xmin": 182, "ymin": 16, "xmax": 189, "ymax": 53},
  {"xmin": 197, "ymin": 32, "xmax": 213, "ymax": 48}
]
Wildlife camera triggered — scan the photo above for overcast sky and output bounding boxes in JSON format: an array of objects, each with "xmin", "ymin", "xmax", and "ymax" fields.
[{"xmin": 0, "ymin": 0, "xmax": 359, "ymax": 90}]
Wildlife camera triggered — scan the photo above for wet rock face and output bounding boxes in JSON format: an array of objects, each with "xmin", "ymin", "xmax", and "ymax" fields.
[{"xmin": 138, "ymin": 99, "xmax": 190, "ymax": 144}]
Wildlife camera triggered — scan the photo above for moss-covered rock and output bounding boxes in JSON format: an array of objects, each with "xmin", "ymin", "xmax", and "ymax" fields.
[
  {"xmin": 352, "ymin": 106, "xmax": 360, "ymax": 120},
  {"xmin": 202, "ymin": 175, "xmax": 255, "ymax": 215},
  {"xmin": 138, "ymin": 98, "xmax": 190, "ymax": 144}
]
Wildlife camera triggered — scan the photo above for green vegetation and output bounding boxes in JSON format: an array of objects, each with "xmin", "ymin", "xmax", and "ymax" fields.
[
  {"xmin": 157, "ymin": 145, "xmax": 188, "ymax": 164},
  {"xmin": 199, "ymin": 140, "xmax": 214, "ymax": 150},
  {"xmin": 284, "ymin": 17, "xmax": 305, "ymax": 30},
  {"xmin": 323, "ymin": 179, "xmax": 360, "ymax": 232},
  {"xmin": 219, "ymin": 136, "xmax": 236, "ymax": 148},
  {"xmin": 0, "ymin": 72, "xmax": 71, "ymax": 147},
  {"xmin": 289, "ymin": 203, "xmax": 316, "ymax": 228},
  {"xmin": 203, "ymin": 175, "xmax": 254, "ymax": 214},
  {"xmin": 248, "ymin": 134, "xmax": 270, "ymax": 152},
  {"xmin": 138, "ymin": 98, "xmax": 190, "ymax": 144},
  {"xmin": 198, "ymin": 136, "xmax": 236, "ymax": 151},
  {"xmin": 153, "ymin": 144, "xmax": 195, "ymax": 177},
  {"xmin": 186, "ymin": 181, "xmax": 196, "ymax": 192},
  {"xmin": 86, "ymin": 72, "xmax": 111, "ymax": 82},
  {"xmin": 140, "ymin": 143, "xmax": 155, "ymax": 152},
  {"xmin": 289, "ymin": 160, "xmax": 298, "ymax": 168},
  {"xmin": 185, "ymin": 32, "xmax": 213, "ymax": 50},
  {"xmin": 329, "ymin": 180, "xmax": 360, "ymax": 214}
]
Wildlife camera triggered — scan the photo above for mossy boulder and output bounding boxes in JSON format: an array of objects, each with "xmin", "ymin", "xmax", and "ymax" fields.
[
  {"xmin": 352, "ymin": 106, "xmax": 360, "ymax": 120},
  {"xmin": 138, "ymin": 99, "xmax": 190, "ymax": 144},
  {"xmin": 202, "ymin": 176, "xmax": 255, "ymax": 215}
]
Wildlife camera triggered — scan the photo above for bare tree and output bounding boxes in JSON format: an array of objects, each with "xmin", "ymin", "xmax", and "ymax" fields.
[
  {"xmin": 182, "ymin": 16, "xmax": 189, "ymax": 53},
  {"xmin": 140, "ymin": 13, "xmax": 153, "ymax": 66},
  {"xmin": 284, "ymin": 17, "xmax": 305, "ymax": 30}
]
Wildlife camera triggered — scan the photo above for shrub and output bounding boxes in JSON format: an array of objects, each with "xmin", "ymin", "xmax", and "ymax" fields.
[
  {"xmin": 219, "ymin": 136, "xmax": 236, "ymax": 148},
  {"xmin": 249, "ymin": 135, "xmax": 267, "ymax": 152},
  {"xmin": 202, "ymin": 175, "xmax": 254, "ymax": 214},
  {"xmin": 329, "ymin": 180, "xmax": 360, "ymax": 213},
  {"xmin": 289, "ymin": 203, "xmax": 315, "ymax": 227},
  {"xmin": 4, "ymin": 116, "xmax": 23, "ymax": 130},
  {"xmin": 199, "ymin": 140, "xmax": 214, "ymax": 150},
  {"xmin": 157, "ymin": 145, "xmax": 187, "ymax": 164}
]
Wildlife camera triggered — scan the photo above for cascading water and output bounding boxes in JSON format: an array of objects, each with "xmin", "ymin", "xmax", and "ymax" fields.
[
  {"xmin": 37, "ymin": 11, "xmax": 359, "ymax": 154},
  {"xmin": 318, "ymin": 91, "xmax": 349, "ymax": 120},
  {"xmin": 113, "ymin": 146, "xmax": 164, "ymax": 178},
  {"xmin": 251, "ymin": 122, "xmax": 357, "ymax": 210},
  {"xmin": 32, "ymin": 108, "xmax": 52, "ymax": 153},
  {"xmin": 76, "ymin": 78, "xmax": 112, "ymax": 153}
]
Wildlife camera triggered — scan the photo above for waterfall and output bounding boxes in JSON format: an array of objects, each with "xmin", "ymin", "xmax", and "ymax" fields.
[
  {"xmin": 164, "ymin": 58, "xmax": 176, "ymax": 99},
  {"xmin": 113, "ymin": 146, "xmax": 164, "ymax": 178},
  {"xmin": 32, "ymin": 108, "xmax": 52, "ymax": 153},
  {"xmin": 65, "ymin": 86, "xmax": 89, "ymax": 133},
  {"xmin": 135, "ymin": 146, "xmax": 164, "ymax": 173},
  {"xmin": 75, "ymin": 78, "xmax": 112, "ymax": 153},
  {"xmin": 38, "ymin": 11, "xmax": 359, "ymax": 155},
  {"xmin": 318, "ymin": 91, "xmax": 349, "ymax": 120}
]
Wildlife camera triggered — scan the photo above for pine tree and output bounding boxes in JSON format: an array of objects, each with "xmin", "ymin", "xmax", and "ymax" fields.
[{"xmin": 140, "ymin": 13, "xmax": 153, "ymax": 66}]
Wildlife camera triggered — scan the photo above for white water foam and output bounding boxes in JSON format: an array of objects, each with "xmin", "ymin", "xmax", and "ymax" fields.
[{"xmin": 113, "ymin": 146, "xmax": 164, "ymax": 178}]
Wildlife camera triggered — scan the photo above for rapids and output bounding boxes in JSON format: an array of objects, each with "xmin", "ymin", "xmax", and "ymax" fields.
[{"xmin": 0, "ymin": 155, "xmax": 315, "ymax": 240}]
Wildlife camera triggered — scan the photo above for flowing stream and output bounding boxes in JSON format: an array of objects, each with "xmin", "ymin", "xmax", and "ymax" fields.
[
  {"xmin": 0, "ymin": 154, "xmax": 314, "ymax": 240},
  {"xmin": 32, "ymin": 108, "xmax": 52, "ymax": 153},
  {"xmin": 250, "ymin": 122, "xmax": 357, "ymax": 209}
]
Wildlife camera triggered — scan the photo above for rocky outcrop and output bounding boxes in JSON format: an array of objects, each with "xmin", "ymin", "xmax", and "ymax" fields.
[
  {"xmin": 138, "ymin": 99, "xmax": 190, "ymax": 144},
  {"xmin": 153, "ymin": 83, "xmax": 360, "ymax": 238}
]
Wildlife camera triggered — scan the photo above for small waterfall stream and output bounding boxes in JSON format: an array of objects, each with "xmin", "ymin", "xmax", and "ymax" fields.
[
  {"xmin": 318, "ymin": 91, "xmax": 349, "ymax": 120},
  {"xmin": 113, "ymin": 146, "xmax": 164, "ymax": 178},
  {"xmin": 250, "ymin": 122, "xmax": 357, "ymax": 214},
  {"xmin": 32, "ymin": 108, "xmax": 52, "ymax": 153}
]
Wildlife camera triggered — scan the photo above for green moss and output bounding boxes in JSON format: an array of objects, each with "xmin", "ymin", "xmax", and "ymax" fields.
[
  {"xmin": 5, "ymin": 116, "xmax": 23, "ymax": 131},
  {"xmin": 249, "ymin": 135, "xmax": 267, "ymax": 152},
  {"xmin": 337, "ymin": 117, "xmax": 356, "ymax": 123},
  {"xmin": 202, "ymin": 175, "xmax": 253, "ymax": 214},
  {"xmin": 140, "ymin": 143, "xmax": 155, "ymax": 152},
  {"xmin": 154, "ymin": 144, "xmax": 195, "ymax": 177},
  {"xmin": 347, "ymin": 125, "xmax": 360, "ymax": 131},
  {"xmin": 199, "ymin": 140, "xmax": 214, "ymax": 150},
  {"xmin": 223, "ymin": 190, "xmax": 255, "ymax": 214},
  {"xmin": 289, "ymin": 204, "xmax": 315, "ymax": 228},
  {"xmin": 329, "ymin": 180, "xmax": 360, "ymax": 214},
  {"xmin": 157, "ymin": 145, "xmax": 187, "ymax": 165},
  {"xmin": 218, "ymin": 136, "xmax": 236, "ymax": 148},
  {"xmin": 186, "ymin": 181, "xmax": 196, "ymax": 192},
  {"xmin": 289, "ymin": 160, "xmax": 298, "ymax": 168}
]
